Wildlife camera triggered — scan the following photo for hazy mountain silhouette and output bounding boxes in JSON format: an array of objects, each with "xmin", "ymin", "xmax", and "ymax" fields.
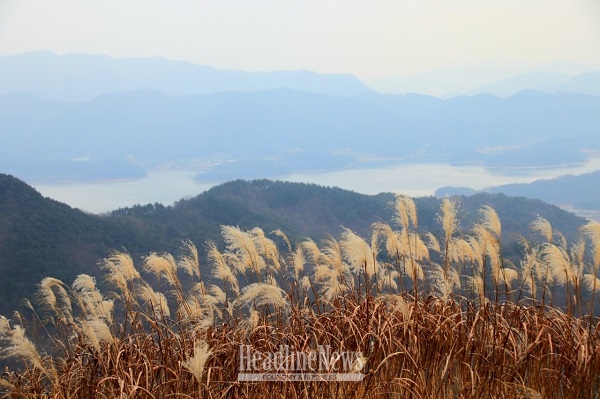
[
  {"xmin": 485, "ymin": 170, "xmax": 600, "ymax": 210},
  {"xmin": 435, "ymin": 170, "xmax": 600, "ymax": 221},
  {"xmin": 368, "ymin": 62, "xmax": 597, "ymax": 97},
  {"xmin": 1, "ymin": 88, "xmax": 599, "ymax": 182},
  {"xmin": 0, "ymin": 52, "xmax": 372, "ymax": 101}
]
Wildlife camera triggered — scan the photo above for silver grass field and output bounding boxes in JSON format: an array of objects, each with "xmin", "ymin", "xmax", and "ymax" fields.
[{"xmin": 2, "ymin": 196, "xmax": 600, "ymax": 398}]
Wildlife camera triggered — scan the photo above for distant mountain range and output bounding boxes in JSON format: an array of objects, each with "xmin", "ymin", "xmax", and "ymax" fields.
[
  {"xmin": 0, "ymin": 52, "xmax": 372, "ymax": 101},
  {"xmin": 0, "ymin": 84, "xmax": 598, "ymax": 183},
  {"xmin": 436, "ymin": 170, "xmax": 600, "ymax": 219},
  {"xmin": 0, "ymin": 174, "xmax": 587, "ymax": 315},
  {"xmin": 0, "ymin": 52, "xmax": 598, "ymax": 199},
  {"xmin": 369, "ymin": 63, "xmax": 600, "ymax": 98}
]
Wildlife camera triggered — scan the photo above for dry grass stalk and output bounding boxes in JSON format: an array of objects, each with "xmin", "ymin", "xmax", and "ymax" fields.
[{"xmin": 4, "ymin": 200, "xmax": 600, "ymax": 398}]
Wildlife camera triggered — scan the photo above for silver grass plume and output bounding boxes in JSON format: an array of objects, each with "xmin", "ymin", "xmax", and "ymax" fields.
[
  {"xmin": 36, "ymin": 277, "xmax": 73, "ymax": 324},
  {"xmin": 555, "ymin": 231, "xmax": 567, "ymax": 250},
  {"xmin": 583, "ymin": 274, "xmax": 600, "ymax": 292},
  {"xmin": 184, "ymin": 298, "xmax": 215, "ymax": 329},
  {"xmin": 0, "ymin": 315, "xmax": 9, "ymax": 333},
  {"xmin": 340, "ymin": 228, "xmax": 378, "ymax": 277},
  {"xmin": 292, "ymin": 246, "xmax": 305, "ymax": 281},
  {"xmin": 467, "ymin": 276, "xmax": 485, "ymax": 305},
  {"xmin": 101, "ymin": 252, "xmax": 140, "ymax": 298},
  {"xmin": 143, "ymin": 252, "xmax": 180, "ymax": 287},
  {"xmin": 138, "ymin": 285, "xmax": 170, "ymax": 319},
  {"xmin": 377, "ymin": 264, "xmax": 400, "ymax": 291},
  {"xmin": 424, "ymin": 231, "xmax": 441, "ymax": 254},
  {"xmin": 372, "ymin": 222, "xmax": 402, "ymax": 259},
  {"xmin": 439, "ymin": 198, "xmax": 459, "ymax": 243},
  {"xmin": 467, "ymin": 235, "xmax": 484, "ymax": 276},
  {"xmin": 301, "ymin": 238, "xmax": 322, "ymax": 265},
  {"xmin": 582, "ymin": 221, "xmax": 600, "ymax": 269},
  {"xmin": 188, "ymin": 282, "xmax": 223, "ymax": 321},
  {"xmin": 79, "ymin": 317, "xmax": 114, "ymax": 351},
  {"xmin": 251, "ymin": 227, "xmax": 281, "ymax": 272},
  {"xmin": 179, "ymin": 239, "xmax": 202, "ymax": 278},
  {"xmin": 0, "ymin": 325, "xmax": 47, "ymax": 375},
  {"xmin": 520, "ymin": 247, "xmax": 542, "ymax": 295},
  {"xmin": 473, "ymin": 224, "xmax": 501, "ymax": 285},
  {"xmin": 182, "ymin": 340, "xmax": 213, "ymax": 383},
  {"xmin": 71, "ymin": 274, "xmax": 110, "ymax": 320},
  {"xmin": 208, "ymin": 284, "xmax": 227, "ymax": 305},
  {"xmin": 431, "ymin": 263, "xmax": 460, "ymax": 302},
  {"xmin": 570, "ymin": 238, "xmax": 586, "ymax": 281},
  {"xmin": 541, "ymin": 244, "xmax": 574, "ymax": 286},
  {"xmin": 272, "ymin": 229, "xmax": 292, "ymax": 253},
  {"xmin": 480, "ymin": 205, "xmax": 501, "ymax": 238},
  {"xmin": 321, "ymin": 236, "xmax": 345, "ymax": 273},
  {"xmin": 222, "ymin": 225, "xmax": 265, "ymax": 276},
  {"xmin": 393, "ymin": 195, "xmax": 417, "ymax": 230},
  {"xmin": 450, "ymin": 237, "xmax": 475, "ymax": 265},
  {"xmin": 239, "ymin": 308, "xmax": 260, "ymax": 333},
  {"xmin": 234, "ymin": 283, "xmax": 289, "ymax": 310},
  {"xmin": 207, "ymin": 241, "xmax": 239, "ymax": 295},
  {"xmin": 498, "ymin": 266, "xmax": 519, "ymax": 286},
  {"xmin": 410, "ymin": 232, "xmax": 430, "ymax": 261},
  {"xmin": 530, "ymin": 217, "xmax": 553, "ymax": 243},
  {"xmin": 314, "ymin": 236, "xmax": 353, "ymax": 298},
  {"xmin": 301, "ymin": 276, "xmax": 312, "ymax": 292}
]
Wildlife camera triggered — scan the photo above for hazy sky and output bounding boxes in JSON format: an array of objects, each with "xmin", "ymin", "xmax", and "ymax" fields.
[{"xmin": 1, "ymin": 0, "xmax": 599, "ymax": 80}]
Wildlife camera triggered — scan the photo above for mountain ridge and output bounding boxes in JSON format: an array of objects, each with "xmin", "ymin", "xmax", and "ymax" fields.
[
  {"xmin": 0, "ymin": 51, "xmax": 372, "ymax": 101},
  {"xmin": 1, "ymin": 88, "xmax": 599, "ymax": 183},
  {"xmin": 435, "ymin": 169, "xmax": 600, "ymax": 220},
  {"xmin": 0, "ymin": 174, "xmax": 587, "ymax": 315}
]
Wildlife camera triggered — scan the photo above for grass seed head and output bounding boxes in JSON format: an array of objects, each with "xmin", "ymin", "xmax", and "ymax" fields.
[{"xmin": 182, "ymin": 340, "xmax": 213, "ymax": 383}]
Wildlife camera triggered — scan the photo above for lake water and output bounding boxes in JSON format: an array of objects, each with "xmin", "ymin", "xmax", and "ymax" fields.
[{"xmin": 30, "ymin": 158, "xmax": 600, "ymax": 214}]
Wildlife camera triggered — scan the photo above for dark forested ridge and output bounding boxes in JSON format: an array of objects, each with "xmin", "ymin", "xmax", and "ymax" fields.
[{"xmin": 0, "ymin": 174, "xmax": 587, "ymax": 315}]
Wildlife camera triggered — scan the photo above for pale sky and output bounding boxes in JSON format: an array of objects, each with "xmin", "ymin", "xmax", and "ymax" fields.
[{"xmin": 1, "ymin": 0, "xmax": 599, "ymax": 80}]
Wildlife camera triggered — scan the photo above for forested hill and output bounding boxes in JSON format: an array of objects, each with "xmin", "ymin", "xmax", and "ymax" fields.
[
  {"xmin": 0, "ymin": 174, "xmax": 144, "ymax": 313},
  {"xmin": 0, "ymin": 175, "xmax": 587, "ymax": 315}
]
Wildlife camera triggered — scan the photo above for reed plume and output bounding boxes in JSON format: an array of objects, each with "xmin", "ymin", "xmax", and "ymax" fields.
[
  {"xmin": 222, "ymin": 225, "xmax": 265, "ymax": 278},
  {"xmin": 101, "ymin": 251, "xmax": 140, "ymax": 303},
  {"xmin": 234, "ymin": 283, "xmax": 288, "ymax": 310},
  {"xmin": 393, "ymin": 194, "xmax": 417, "ymax": 230},
  {"xmin": 182, "ymin": 340, "xmax": 213, "ymax": 383},
  {"xmin": 292, "ymin": 246, "xmax": 305, "ymax": 281},
  {"xmin": 480, "ymin": 205, "xmax": 501, "ymax": 238},
  {"xmin": 71, "ymin": 274, "xmax": 110, "ymax": 319},
  {"xmin": 271, "ymin": 229, "xmax": 292, "ymax": 253},
  {"xmin": 531, "ymin": 217, "xmax": 553, "ymax": 243},
  {"xmin": 541, "ymin": 244, "xmax": 574, "ymax": 286},
  {"xmin": 138, "ymin": 285, "xmax": 170, "ymax": 319},
  {"xmin": 340, "ymin": 228, "xmax": 378, "ymax": 277},
  {"xmin": 36, "ymin": 277, "xmax": 73, "ymax": 324},
  {"xmin": 251, "ymin": 227, "xmax": 281, "ymax": 272},
  {"xmin": 79, "ymin": 317, "xmax": 113, "ymax": 351},
  {"xmin": 207, "ymin": 241, "xmax": 239, "ymax": 295},
  {"xmin": 431, "ymin": 263, "xmax": 459, "ymax": 302},
  {"xmin": 0, "ymin": 325, "xmax": 46, "ymax": 375},
  {"xmin": 438, "ymin": 198, "xmax": 459, "ymax": 277},
  {"xmin": 143, "ymin": 252, "xmax": 179, "ymax": 287},
  {"xmin": 179, "ymin": 239, "xmax": 202, "ymax": 278},
  {"xmin": 376, "ymin": 264, "xmax": 399, "ymax": 291}
]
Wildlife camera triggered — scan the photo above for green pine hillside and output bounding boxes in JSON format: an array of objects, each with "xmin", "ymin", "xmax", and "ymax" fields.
[{"xmin": 0, "ymin": 174, "xmax": 587, "ymax": 315}]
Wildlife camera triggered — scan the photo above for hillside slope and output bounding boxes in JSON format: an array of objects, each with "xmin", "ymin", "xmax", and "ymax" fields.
[{"xmin": 0, "ymin": 175, "xmax": 587, "ymax": 315}]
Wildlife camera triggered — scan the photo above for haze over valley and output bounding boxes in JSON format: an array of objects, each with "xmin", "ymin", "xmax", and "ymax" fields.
[{"xmin": 1, "ymin": 52, "xmax": 599, "ymax": 217}]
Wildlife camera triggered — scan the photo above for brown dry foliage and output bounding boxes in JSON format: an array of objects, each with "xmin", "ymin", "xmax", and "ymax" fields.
[{"xmin": 2, "ymin": 200, "xmax": 600, "ymax": 398}]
